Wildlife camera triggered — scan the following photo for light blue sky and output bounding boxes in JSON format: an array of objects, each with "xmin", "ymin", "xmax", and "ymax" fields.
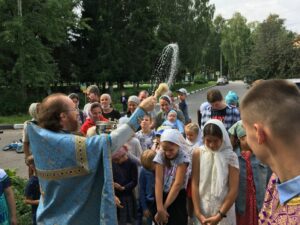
[{"xmin": 210, "ymin": 0, "xmax": 300, "ymax": 33}]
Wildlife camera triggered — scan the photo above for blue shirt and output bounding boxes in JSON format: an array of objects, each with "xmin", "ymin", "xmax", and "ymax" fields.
[
  {"xmin": 277, "ymin": 175, "xmax": 300, "ymax": 204},
  {"xmin": 139, "ymin": 167, "xmax": 155, "ymax": 211}
]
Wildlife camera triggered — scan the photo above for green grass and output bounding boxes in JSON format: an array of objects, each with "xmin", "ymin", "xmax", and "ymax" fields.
[
  {"xmin": 0, "ymin": 82, "xmax": 216, "ymax": 124},
  {"xmin": 0, "ymin": 115, "xmax": 30, "ymax": 124}
]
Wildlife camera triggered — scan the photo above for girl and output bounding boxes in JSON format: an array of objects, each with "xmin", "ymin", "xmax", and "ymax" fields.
[
  {"xmin": 153, "ymin": 129, "xmax": 190, "ymax": 225},
  {"xmin": 192, "ymin": 119, "xmax": 239, "ymax": 225},
  {"xmin": 184, "ymin": 123, "xmax": 201, "ymax": 224},
  {"xmin": 100, "ymin": 93, "xmax": 121, "ymax": 121},
  {"xmin": 185, "ymin": 123, "xmax": 202, "ymax": 153},
  {"xmin": 0, "ymin": 169, "xmax": 17, "ymax": 225},
  {"xmin": 136, "ymin": 115, "xmax": 156, "ymax": 151},
  {"xmin": 80, "ymin": 102, "xmax": 108, "ymax": 136}
]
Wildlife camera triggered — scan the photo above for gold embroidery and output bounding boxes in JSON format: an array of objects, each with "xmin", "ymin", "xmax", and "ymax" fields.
[
  {"xmin": 36, "ymin": 136, "xmax": 89, "ymax": 180},
  {"xmin": 287, "ymin": 197, "xmax": 300, "ymax": 206}
]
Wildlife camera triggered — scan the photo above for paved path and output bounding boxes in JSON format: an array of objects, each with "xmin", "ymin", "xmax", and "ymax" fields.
[{"xmin": 0, "ymin": 80, "xmax": 248, "ymax": 179}]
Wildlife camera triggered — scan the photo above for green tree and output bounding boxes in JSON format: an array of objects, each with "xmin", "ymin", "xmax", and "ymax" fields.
[
  {"xmin": 249, "ymin": 14, "xmax": 300, "ymax": 79},
  {"xmin": 221, "ymin": 12, "xmax": 251, "ymax": 79},
  {"xmin": 0, "ymin": 0, "xmax": 79, "ymax": 113}
]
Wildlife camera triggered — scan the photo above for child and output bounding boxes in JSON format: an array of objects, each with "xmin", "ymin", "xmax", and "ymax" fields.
[
  {"xmin": 138, "ymin": 150, "xmax": 156, "ymax": 225},
  {"xmin": 162, "ymin": 110, "xmax": 185, "ymax": 134},
  {"xmin": 24, "ymin": 156, "xmax": 41, "ymax": 225},
  {"xmin": 191, "ymin": 119, "xmax": 239, "ymax": 225},
  {"xmin": 234, "ymin": 122, "xmax": 270, "ymax": 225},
  {"xmin": 153, "ymin": 129, "xmax": 190, "ymax": 225},
  {"xmin": 177, "ymin": 88, "xmax": 191, "ymax": 124},
  {"xmin": 112, "ymin": 146, "xmax": 138, "ymax": 225},
  {"xmin": 0, "ymin": 168, "xmax": 17, "ymax": 225},
  {"xmin": 136, "ymin": 115, "xmax": 156, "ymax": 151},
  {"xmin": 184, "ymin": 123, "xmax": 201, "ymax": 224}
]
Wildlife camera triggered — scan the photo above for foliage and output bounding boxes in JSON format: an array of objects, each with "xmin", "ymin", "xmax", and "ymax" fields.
[
  {"xmin": 4, "ymin": 169, "xmax": 31, "ymax": 225},
  {"xmin": 193, "ymin": 75, "xmax": 207, "ymax": 84}
]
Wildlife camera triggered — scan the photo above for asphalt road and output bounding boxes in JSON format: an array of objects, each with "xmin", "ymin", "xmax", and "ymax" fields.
[{"xmin": 0, "ymin": 80, "xmax": 248, "ymax": 179}]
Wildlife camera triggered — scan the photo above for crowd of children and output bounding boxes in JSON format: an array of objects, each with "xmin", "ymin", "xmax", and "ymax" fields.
[{"xmin": 2, "ymin": 84, "xmax": 282, "ymax": 225}]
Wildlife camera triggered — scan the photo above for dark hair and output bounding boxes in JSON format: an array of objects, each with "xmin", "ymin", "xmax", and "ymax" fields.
[
  {"xmin": 87, "ymin": 85, "xmax": 100, "ymax": 96},
  {"xmin": 207, "ymin": 89, "xmax": 223, "ymax": 103},
  {"xmin": 38, "ymin": 94, "xmax": 69, "ymax": 131},
  {"xmin": 90, "ymin": 102, "xmax": 101, "ymax": 111},
  {"xmin": 68, "ymin": 93, "xmax": 79, "ymax": 100},
  {"xmin": 203, "ymin": 123, "xmax": 223, "ymax": 139}
]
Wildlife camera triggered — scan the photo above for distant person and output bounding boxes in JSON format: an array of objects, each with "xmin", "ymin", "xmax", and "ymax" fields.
[
  {"xmin": 177, "ymin": 88, "xmax": 191, "ymax": 124},
  {"xmin": 80, "ymin": 102, "xmax": 108, "ymax": 136},
  {"xmin": 154, "ymin": 95, "xmax": 185, "ymax": 129},
  {"xmin": 83, "ymin": 85, "xmax": 100, "ymax": 116},
  {"xmin": 225, "ymin": 91, "xmax": 239, "ymax": 108},
  {"xmin": 120, "ymin": 91, "xmax": 128, "ymax": 113},
  {"xmin": 23, "ymin": 102, "xmax": 40, "ymax": 177},
  {"xmin": 68, "ymin": 93, "xmax": 85, "ymax": 125},
  {"xmin": 201, "ymin": 89, "xmax": 240, "ymax": 131},
  {"xmin": 24, "ymin": 156, "xmax": 41, "ymax": 225},
  {"xmin": 26, "ymin": 93, "xmax": 156, "ymax": 224},
  {"xmin": 0, "ymin": 168, "xmax": 17, "ymax": 225},
  {"xmin": 100, "ymin": 93, "xmax": 121, "ymax": 121},
  {"xmin": 138, "ymin": 90, "xmax": 149, "ymax": 102},
  {"xmin": 241, "ymin": 80, "xmax": 300, "ymax": 224}
]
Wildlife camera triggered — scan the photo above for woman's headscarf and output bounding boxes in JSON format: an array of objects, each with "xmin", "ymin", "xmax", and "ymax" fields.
[
  {"xmin": 28, "ymin": 103, "xmax": 39, "ymax": 121},
  {"xmin": 225, "ymin": 91, "xmax": 239, "ymax": 106},
  {"xmin": 200, "ymin": 119, "xmax": 239, "ymax": 197},
  {"xmin": 160, "ymin": 129, "xmax": 188, "ymax": 152},
  {"xmin": 159, "ymin": 95, "xmax": 171, "ymax": 105}
]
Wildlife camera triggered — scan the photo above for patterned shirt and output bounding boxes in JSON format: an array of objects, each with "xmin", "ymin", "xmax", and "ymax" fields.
[
  {"xmin": 153, "ymin": 149, "xmax": 190, "ymax": 193},
  {"xmin": 135, "ymin": 130, "xmax": 156, "ymax": 151},
  {"xmin": 200, "ymin": 105, "xmax": 240, "ymax": 131}
]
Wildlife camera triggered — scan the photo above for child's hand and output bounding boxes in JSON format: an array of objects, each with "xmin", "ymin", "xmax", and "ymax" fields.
[
  {"xmin": 143, "ymin": 209, "xmax": 151, "ymax": 218},
  {"xmin": 155, "ymin": 208, "xmax": 169, "ymax": 225},
  {"xmin": 114, "ymin": 196, "xmax": 123, "ymax": 208},
  {"xmin": 195, "ymin": 212, "xmax": 206, "ymax": 224},
  {"xmin": 114, "ymin": 183, "xmax": 125, "ymax": 191},
  {"xmin": 203, "ymin": 213, "xmax": 222, "ymax": 225}
]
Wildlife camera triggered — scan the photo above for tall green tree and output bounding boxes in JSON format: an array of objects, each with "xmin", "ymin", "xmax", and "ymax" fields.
[
  {"xmin": 249, "ymin": 14, "xmax": 300, "ymax": 79},
  {"xmin": 220, "ymin": 12, "xmax": 251, "ymax": 79},
  {"xmin": 0, "ymin": 0, "xmax": 79, "ymax": 113}
]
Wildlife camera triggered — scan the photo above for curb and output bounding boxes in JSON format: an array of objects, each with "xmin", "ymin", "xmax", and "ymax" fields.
[{"xmin": 0, "ymin": 124, "xmax": 23, "ymax": 130}]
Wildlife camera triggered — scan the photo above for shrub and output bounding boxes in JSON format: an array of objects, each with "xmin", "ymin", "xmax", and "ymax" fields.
[{"xmin": 194, "ymin": 75, "xmax": 207, "ymax": 84}]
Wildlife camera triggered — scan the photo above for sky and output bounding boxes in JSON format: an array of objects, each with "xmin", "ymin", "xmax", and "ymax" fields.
[{"xmin": 210, "ymin": 0, "xmax": 300, "ymax": 34}]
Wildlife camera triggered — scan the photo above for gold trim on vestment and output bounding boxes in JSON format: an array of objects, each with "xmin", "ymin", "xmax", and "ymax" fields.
[
  {"xmin": 36, "ymin": 136, "xmax": 89, "ymax": 180},
  {"xmin": 287, "ymin": 196, "xmax": 300, "ymax": 206}
]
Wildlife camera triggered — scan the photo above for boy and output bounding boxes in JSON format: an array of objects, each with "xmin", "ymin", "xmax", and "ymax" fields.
[
  {"xmin": 177, "ymin": 88, "xmax": 191, "ymax": 124},
  {"xmin": 24, "ymin": 156, "xmax": 41, "ymax": 225},
  {"xmin": 241, "ymin": 79, "xmax": 300, "ymax": 223}
]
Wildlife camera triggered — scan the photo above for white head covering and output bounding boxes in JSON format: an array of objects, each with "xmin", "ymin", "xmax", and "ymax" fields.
[
  {"xmin": 160, "ymin": 129, "xmax": 189, "ymax": 152},
  {"xmin": 100, "ymin": 93, "xmax": 112, "ymax": 110},
  {"xmin": 128, "ymin": 95, "xmax": 140, "ymax": 105},
  {"xmin": 28, "ymin": 103, "xmax": 39, "ymax": 120},
  {"xmin": 200, "ymin": 119, "xmax": 239, "ymax": 197}
]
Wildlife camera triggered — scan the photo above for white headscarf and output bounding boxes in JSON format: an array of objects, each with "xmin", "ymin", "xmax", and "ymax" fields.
[
  {"xmin": 200, "ymin": 119, "xmax": 239, "ymax": 197},
  {"xmin": 160, "ymin": 129, "xmax": 188, "ymax": 152}
]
